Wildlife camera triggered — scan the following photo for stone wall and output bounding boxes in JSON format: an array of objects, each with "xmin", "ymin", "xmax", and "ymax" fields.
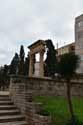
[
  {"xmin": 9, "ymin": 75, "xmax": 83, "ymax": 125},
  {"xmin": 10, "ymin": 75, "xmax": 83, "ymax": 97},
  {"xmin": 9, "ymin": 76, "xmax": 53, "ymax": 125}
]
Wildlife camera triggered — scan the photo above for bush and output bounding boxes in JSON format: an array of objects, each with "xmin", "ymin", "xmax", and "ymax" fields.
[
  {"xmin": 39, "ymin": 110, "xmax": 50, "ymax": 116},
  {"xmin": 66, "ymin": 118, "xmax": 83, "ymax": 125}
]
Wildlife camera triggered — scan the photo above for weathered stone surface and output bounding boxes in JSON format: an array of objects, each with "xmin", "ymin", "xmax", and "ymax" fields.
[
  {"xmin": 9, "ymin": 75, "xmax": 83, "ymax": 97},
  {"xmin": 0, "ymin": 92, "xmax": 27, "ymax": 125},
  {"xmin": 9, "ymin": 75, "xmax": 83, "ymax": 125},
  {"xmin": 9, "ymin": 76, "xmax": 53, "ymax": 125}
]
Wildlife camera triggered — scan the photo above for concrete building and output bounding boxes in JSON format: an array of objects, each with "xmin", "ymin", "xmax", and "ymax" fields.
[
  {"xmin": 56, "ymin": 14, "xmax": 83, "ymax": 73},
  {"xmin": 75, "ymin": 14, "xmax": 83, "ymax": 73},
  {"xmin": 56, "ymin": 42, "xmax": 75, "ymax": 56}
]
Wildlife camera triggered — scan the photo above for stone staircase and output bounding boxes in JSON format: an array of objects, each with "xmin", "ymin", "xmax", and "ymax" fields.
[{"xmin": 0, "ymin": 92, "xmax": 27, "ymax": 125}]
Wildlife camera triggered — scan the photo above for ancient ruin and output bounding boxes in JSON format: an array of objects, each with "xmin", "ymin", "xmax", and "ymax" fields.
[{"xmin": 28, "ymin": 40, "xmax": 46, "ymax": 77}]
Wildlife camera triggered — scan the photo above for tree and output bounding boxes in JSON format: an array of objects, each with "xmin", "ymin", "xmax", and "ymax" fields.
[
  {"xmin": 0, "ymin": 67, "xmax": 3, "ymax": 87},
  {"xmin": 0, "ymin": 65, "xmax": 9, "ymax": 90},
  {"xmin": 9, "ymin": 53, "xmax": 19, "ymax": 75},
  {"xmin": 3, "ymin": 65, "xmax": 9, "ymax": 87},
  {"xmin": 24, "ymin": 56, "xmax": 29, "ymax": 76},
  {"xmin": 18, "ymin": 45, "xmax": 25, "ymax": 75},
  {"xmin": 44, "ymin": 39, "xmax": 57, "ymax": 77},
  {"xmin": 58, "ymin": 53, "xmax": 79, "ymax": 124}
]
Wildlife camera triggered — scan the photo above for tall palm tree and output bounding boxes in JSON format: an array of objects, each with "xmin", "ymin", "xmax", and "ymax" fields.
[{"xmin": 58, "ymin": 53, "xmax": 79, "ymax": 124}]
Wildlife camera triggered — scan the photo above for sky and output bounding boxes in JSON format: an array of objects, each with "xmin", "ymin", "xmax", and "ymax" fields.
[{"xmin": 0, "ymin": 0, "xmax": 83, "ymax": 66}]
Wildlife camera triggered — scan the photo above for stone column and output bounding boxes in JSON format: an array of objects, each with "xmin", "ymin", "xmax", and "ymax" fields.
[
  {"xmin": 39, "ymin": 50, "xmax": 44, "ymax": 77},
  {"xmin": 29, "ymin": 54, "xmax": 33, "ymax": 77}
]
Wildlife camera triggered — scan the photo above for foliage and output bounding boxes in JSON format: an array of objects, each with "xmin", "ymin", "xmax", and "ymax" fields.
[
  {"xmin": 44, "ymin": 39, "xmax": 57, "ymax": 77},
  {"xmin": 0, "ymin": 44, "xmax": 30, "ymax": 89},
  {"xmin": 57, "ymin": 53, "xmax": 79, "ymax": 124},
  {"xmin": 39, "ymin": 109, "xmax": 50, "ymax": 116},
  {"xmin": 10, "ymin": 45, "xmax": 29, "ymax": 76},
  {"xmin": 58, "ymin": 53, "xmax": 79, "ymax": 80},
  {"xmin": 9, "ymin": 53, "xmax": 19, "ymax": 75},
  {"xmin": 0, "ymin": 65, "xmax": 9, "ymax": 88},
  {"xmin": 23, "ymin": 56, "xmax": 29, "ymax": 76},
  {"xmin": 18, "ymin": 45, "xmax": 25, "ymax": 75}
]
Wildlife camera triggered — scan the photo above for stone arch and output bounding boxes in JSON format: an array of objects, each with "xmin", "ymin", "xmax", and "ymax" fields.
[{"xmin": 28, "ymin": 40, "xmax": 46, "ymax": 77}]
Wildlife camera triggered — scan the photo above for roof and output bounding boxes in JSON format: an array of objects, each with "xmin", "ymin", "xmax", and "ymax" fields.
[
  {"xmin": 28, "ymin": 40, "xmax": 46, "ymax": 49},
  {"xmin": 56, "ymin": 42, "xmax": 75, "ymax": 50},
  {"xmin": 75, "ymin": 14, "xmax": 83, "ymax": 22}
]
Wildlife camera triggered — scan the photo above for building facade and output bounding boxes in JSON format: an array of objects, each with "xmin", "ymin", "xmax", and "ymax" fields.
[
  {"xmin": 56, "ymin": 14, "xmax": 83, "ymax": 73},
  {"xmin": 28, "ymin": 14, "xmax": 83, "ymax": 75},
  {"xmin": 57, "ymin": 42, "xmax": 75, "ymax": 56},
  {"xmin": 75, "ymin": 14, "xmax": 83, "ymax": 73}
]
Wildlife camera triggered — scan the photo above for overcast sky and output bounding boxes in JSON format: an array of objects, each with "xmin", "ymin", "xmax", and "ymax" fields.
[{"xmin": 0, "ymin": 0, "xmax": 83, "ymax": 66}]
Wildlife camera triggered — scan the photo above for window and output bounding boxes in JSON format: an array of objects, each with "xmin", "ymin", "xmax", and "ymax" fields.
[
  {"xmin": 69, "ymin": 46, "xmax": 75, "ymax": 53},
  {"xmin": 78, "ymin": 21, "xmax": 83, "ymax": 27}
]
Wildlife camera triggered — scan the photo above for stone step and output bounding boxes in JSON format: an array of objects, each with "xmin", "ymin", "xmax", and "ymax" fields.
[
  {"xmin": 0, "ymin": 109, "xmax": 20, "ymax": 116},
  {"xmin": 0, "ymin": 97, "xmax": 11, "ymax": 101},
  {"xmin": 0, "ymin": 105, "xmax": 17, "ymax": 110},
  {"xmin": 0, "ymin": 91, "xmax": 9, "ymax": 96},
  {"xmin": 0, "ymin": 121, "xmax": 27, "ymax": 125},
  {"xmin": 0, "ymin": 95, "xmax": 10, "ymax": 98},
  {"xmin": 0, "ymin": 115, "xmax": 25, "ymax": 123},
  {"xmin": 0, "ymin": 91, "xmax": 27, "ymax": 124},
  {"xmin": 0, "ymin": 101, "xmax": 13, "ymax": 105}
]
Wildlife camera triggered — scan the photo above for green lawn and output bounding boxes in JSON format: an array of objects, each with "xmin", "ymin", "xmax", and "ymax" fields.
[{"xmin": 33, "ymin": 96, "xmax": 83, "ymax": 125}]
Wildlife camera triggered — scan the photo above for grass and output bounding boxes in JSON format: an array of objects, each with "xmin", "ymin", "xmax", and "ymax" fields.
[{"xmin": 33, "ymin": 96, "xmax": 83, "ymax": 125}]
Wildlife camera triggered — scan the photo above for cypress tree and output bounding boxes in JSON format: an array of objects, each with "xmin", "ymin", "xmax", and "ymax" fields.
[
  {"xmin": 44, "ymin": 39, "xmax": 57, "ymax": 77},
  {"xmin": 9, "ymin": 53, "xmax": 19, "ymax": 75},
  {"xmin": 24, "ymin": 56, "xmax": 29, "ymax": 76},
  {"xmin": 18, "ymin": 45, "xmax": 25, "ymax": 75}
]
